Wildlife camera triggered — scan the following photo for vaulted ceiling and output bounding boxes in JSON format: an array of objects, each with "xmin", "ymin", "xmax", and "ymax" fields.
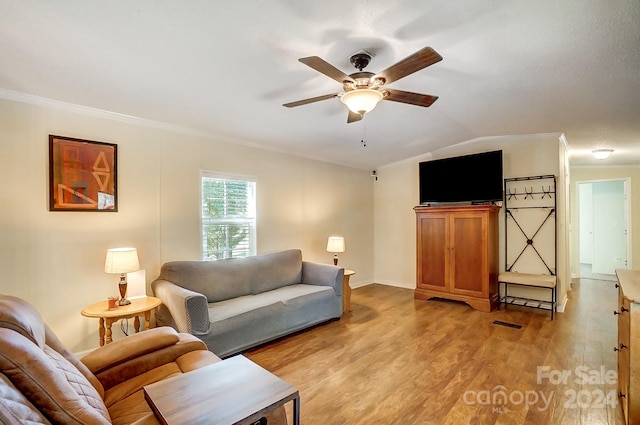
[{"xmin": 1, "ymin": 1, "xmax": 639, "ymax": 170}]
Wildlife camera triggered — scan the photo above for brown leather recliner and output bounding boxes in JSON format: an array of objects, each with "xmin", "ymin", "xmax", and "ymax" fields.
[{"xmin": 0, "ymin": 294, "xmax": 286, "ymax": 424}]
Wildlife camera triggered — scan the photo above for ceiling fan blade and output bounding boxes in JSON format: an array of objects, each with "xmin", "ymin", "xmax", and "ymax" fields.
[
  {"xmin": 384, "ymin": 88, "xmax": 439, "ymax": 107},
  {"xmin": 299, "ymin": 56, "xmax": 355, "ymax": 84},
  {"xmin": 283, "ymin": 93, "xmax": 340, "ymax": 108},
  {"xmin": 375, "ymin": 47, "xmax": 443, "ymax": 85},
  {"xmin": 347, "ymin": 110, "xmax": 363, "ymax": 123}
]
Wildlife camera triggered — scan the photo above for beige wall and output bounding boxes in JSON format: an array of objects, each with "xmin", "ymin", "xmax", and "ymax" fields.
[
  {"xmin": 0, "ymin": 98, "xmax": 374, "ymax": 352},
  {"xmin": 372, "ymin": 156, "xmax": 426, "ymax": 288},
  {"xmin": 569, "ymin": 165, "xmax": 640, "ymax": 276},
  {"xmin": 373, "ymin": 134, "xmax": 571, "ymax": 308},
  {"xmin": 5, "ymin": 91, "xmax": 616, "ymax": 351}
]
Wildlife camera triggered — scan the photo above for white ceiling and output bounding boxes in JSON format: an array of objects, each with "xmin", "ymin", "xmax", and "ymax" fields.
[{"xmin": 1, "ymin": 0, "xmax": 639, "ymax": 170}]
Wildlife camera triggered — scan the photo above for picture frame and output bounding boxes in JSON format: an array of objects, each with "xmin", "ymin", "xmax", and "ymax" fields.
[{"xmin": 49, "ymin": 135, "xmax": 118, "ymax": 211}]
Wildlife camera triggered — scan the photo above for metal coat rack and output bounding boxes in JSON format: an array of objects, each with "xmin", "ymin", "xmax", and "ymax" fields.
[{"xmin": 503, "ymin": 175, "xmax": 557, "ymax": 275}]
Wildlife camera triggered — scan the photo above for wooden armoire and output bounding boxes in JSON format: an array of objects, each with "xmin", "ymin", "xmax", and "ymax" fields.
[{"xmin": 414, "ymin": 204, "xmax": 500, "ymax": 312}]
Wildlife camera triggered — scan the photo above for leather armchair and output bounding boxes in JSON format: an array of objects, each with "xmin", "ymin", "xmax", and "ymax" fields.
[{"xmin": 0, "ymin": 294, "xmax": 286, "ymax": 425}]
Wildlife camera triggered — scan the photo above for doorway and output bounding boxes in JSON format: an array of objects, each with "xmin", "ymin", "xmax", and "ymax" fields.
[{"xmin": 578, "ymin": 179, "xmax": 630, "ymax": 281}]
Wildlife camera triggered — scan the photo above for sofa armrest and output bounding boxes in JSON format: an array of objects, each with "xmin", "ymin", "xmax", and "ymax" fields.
[
  {"xmin": 81, "ymin": 327, "xmax": 181, "ymax": 374},
  {"xmin": 151, "ymin": 279, "xmax": 211, "ymax": 335},
  {"xmin": 84, "ymin": 331, "xmax": 216, "ymax": 391},
  {"xmin": 302, "ymin": 261, "xmax": 344, "ymax": 296}
]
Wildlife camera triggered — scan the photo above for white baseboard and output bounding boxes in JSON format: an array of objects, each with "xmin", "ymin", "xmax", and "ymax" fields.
[
  {"xmin": 349, "ymin": 279, "xmax": 373, "ymax": 289},
  {"xmin": 365, "ymin": 280, "xmax": 415, "ymax": 289},
  {"xmin": 556, "ymin": 294, "xmax": 568, "ymax": 313}
]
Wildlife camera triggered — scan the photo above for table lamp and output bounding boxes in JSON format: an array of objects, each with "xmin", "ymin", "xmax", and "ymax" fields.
[
  {"xmin": 104, "ymin": 247, "xmax": 140, "ymax": 306},
  {"xmin": 326, "ymin": 236, "xmax": 345, "ymax": 266}
]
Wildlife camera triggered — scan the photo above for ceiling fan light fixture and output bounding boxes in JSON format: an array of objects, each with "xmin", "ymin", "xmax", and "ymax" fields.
[
  {"xmin": 592, "ymin": 149, "xmax": 614, "ymax": 160},
  {"xmin": 340, "ymin": 89, "xmax": 384, "ymax": 115}
]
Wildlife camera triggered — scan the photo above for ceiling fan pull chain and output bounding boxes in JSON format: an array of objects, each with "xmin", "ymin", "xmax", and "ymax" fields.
[{"xmin": 361, "ymin": 115, "xmax": 367, "ymax": 147}]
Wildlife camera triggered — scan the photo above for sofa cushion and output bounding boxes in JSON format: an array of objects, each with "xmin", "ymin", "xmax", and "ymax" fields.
[
  {"xmin": 205, "ymin": 284, "xmax": 340, "ymax": 357},
  {"xmin": 159, "ymin": 259, "xmax": 253, "ymax": 302},
  {"xmin": 0, "ymin": 328, "xmax": 110, "ymax": 424},
  {"xmin": 158, "ymin": 249, "xmax": 304, "ymax": 302},
  {"xmin": 45, "ymin": 324, "xmax": 105, "ymax": 399},
  {"xmin": 247, "ymin": 249, "xmax": 303, "ymax": 295},
  {"xmin": 174, "ymin": 350, "xmax": 221, "ymax": 373},
  {"xmin": 88, "ymin": 332, "xmax": 212, "ymax": 391},
  {"xmin": 209, "ymin": 284, "xmax": 333, "ymax": 322},
  {"xmin": 106, "ymin": 387, "xmax": 162, "ymax": 425},
  {"xmin": 0, "ymin": 373, "xmax": 51, "ymax": 425},
  {"xmin": 103, "ymin": 362, "xmax": 181, "ymax": 408},
  {"xmin": 104, "ymin": 350, "xmax": 219, "ymax": 424},
  {"xmin": 0, "ymin": 295, "xmax": 46, "ymax": 348}
]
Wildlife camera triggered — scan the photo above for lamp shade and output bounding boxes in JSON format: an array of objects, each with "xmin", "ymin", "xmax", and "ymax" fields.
[
  {"xmin": 326, "ymin": 236, "xmax": 345, "ymax": 253},
  {"xmin": 340, "ymin": 89, "xmax": 384, "ymax": 114},
  {"xmin": 104, "ymin": 247, "xmax": 140, "ymax": 274}
]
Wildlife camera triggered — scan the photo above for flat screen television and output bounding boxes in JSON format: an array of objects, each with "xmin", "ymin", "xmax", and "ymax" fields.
[{"xmin": 419, "ymin": 150, "xmax": 503, "ymax": 205}]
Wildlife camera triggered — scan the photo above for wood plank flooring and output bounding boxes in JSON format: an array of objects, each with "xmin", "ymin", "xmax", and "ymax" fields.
[{"xmin": 245, "ymin": 279, "xmax": 624, "ymax": 424}]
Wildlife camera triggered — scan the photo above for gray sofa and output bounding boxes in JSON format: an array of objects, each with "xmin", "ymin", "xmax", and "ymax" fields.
[{"xmin": 151, "ymin": 249, "xmax": 343, "ymax": 357}]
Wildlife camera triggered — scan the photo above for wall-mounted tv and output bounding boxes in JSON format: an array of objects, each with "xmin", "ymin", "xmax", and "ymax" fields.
[{"xmin": 419, "ymin": 150, "xmax": 503, "ymax": 205}]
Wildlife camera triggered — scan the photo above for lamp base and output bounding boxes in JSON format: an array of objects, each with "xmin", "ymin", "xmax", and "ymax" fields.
[{"xmin": 118, "ymin": 277, "xmax": 131, "ymax": 306}]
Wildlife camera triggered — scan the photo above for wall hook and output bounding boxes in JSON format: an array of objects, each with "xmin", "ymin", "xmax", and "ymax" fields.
[{"xmin": 525, "ymin": 186, "xmax": 534, "ymax": 199}]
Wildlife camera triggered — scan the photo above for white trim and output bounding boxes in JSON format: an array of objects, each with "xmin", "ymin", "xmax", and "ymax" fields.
[
  {"xmin": 0, "ymin": 88, "xmax": 369, "ymax": 170},
  {"xmin": 200, "ymin": 171, "xmax": 257, "ymax": 260},
  {"xmin": 559, "ymin": 133, "xmax": 570, "ymax": 153},
  {"xmin": 371, "ymin": 279, "xmax": 414, "ymax": 289},
  {"xmin": 556, "ymin": 294, "xmax": 568, "ymax": 313},
  {"xmin": 201, "ymin": 170, "xmax": 256, "ymax": 182},
  {"xmin": 378, "ymin": 132, "xmax": 565, "ymax": 170},
  {"xmin": 625, "ymin": 178, "xmax": 633, "ymax": 269},
  {"xmin": 575, "ymin": 177, "xmax": 632, "ymax": 274}
]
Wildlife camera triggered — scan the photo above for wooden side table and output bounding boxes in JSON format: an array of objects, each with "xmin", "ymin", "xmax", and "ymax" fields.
[
  {"xmin": 81, "ymin": 296, "xmax": 162, "ymax": 346},
  {"xmin": 343, "ymin": 270, "xmax": 355, "ymax": 313}
]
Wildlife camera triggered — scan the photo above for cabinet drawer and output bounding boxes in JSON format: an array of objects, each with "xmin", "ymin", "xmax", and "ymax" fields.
[{"xmin": 615, "ymin": 270, "xmax": 640, "ymax": 425}]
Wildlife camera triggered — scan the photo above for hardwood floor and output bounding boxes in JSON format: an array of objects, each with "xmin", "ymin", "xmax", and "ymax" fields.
[{"xmin": 245, "ymin": 279, "xmax": 624, "ymax": 424}]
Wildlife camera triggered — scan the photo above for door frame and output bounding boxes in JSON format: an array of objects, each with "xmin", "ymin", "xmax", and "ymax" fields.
[{"xmin": 575, "ymin": 177, "xmax": 632, "ymax": 277}]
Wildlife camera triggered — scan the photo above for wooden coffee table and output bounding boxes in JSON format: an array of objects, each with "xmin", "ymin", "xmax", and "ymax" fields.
[{"xmin": 144, "ymin": 355, "xmax": 300, "ymax": 425}]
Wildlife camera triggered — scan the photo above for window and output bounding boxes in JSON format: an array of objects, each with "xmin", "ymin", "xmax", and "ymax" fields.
[{"xmin": 201, "ymin": 172, "xmax": 256, "ymax": 260}]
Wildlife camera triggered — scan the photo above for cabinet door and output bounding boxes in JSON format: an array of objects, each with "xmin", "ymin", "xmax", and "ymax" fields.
[
  {"xmin": 618, "ymin": 288, "xmax": 630, "ymax": 422},
  {"xmin": 449, "ymin": 212, "xmax": 487, "ymax": 297},
  {"xmin": 417, "ymin": 213, "xmax": 449, "ymax": 292}
]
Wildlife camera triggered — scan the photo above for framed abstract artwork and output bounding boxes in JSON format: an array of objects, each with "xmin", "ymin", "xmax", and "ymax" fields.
[{"xmin": 49, "ymin": 135, "xmax": 118, "ymax": 211}]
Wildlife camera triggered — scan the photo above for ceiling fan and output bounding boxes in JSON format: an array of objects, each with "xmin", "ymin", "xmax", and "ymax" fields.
[{"xmin": 283, "ymin": 46, "xmax": 443, "ymax": 123}]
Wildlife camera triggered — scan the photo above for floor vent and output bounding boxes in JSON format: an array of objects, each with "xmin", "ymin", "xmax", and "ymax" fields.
[{"xmin": 492, "ymin": 320, "xmax": 523, "ymax": 329}]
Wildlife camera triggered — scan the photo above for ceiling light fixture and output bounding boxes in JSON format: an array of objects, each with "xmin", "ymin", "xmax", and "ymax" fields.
[
  {"xmin": 592, "ymin": 149, "xmax": 614, "ymax": 160},
  {"xmin": 340, "ymin": 89, "xmax": 384, "ymax": 115}
]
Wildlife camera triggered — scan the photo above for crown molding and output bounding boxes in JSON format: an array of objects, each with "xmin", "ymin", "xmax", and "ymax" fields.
[{"xmin": 0, "ymin": 88, "xmax": 212, "ymax": 138}]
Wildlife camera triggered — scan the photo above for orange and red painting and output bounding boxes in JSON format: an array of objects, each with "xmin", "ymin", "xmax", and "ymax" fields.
[{"xmin": 49, "ymin": 135, "xmax": 117, "ymax": 211}]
